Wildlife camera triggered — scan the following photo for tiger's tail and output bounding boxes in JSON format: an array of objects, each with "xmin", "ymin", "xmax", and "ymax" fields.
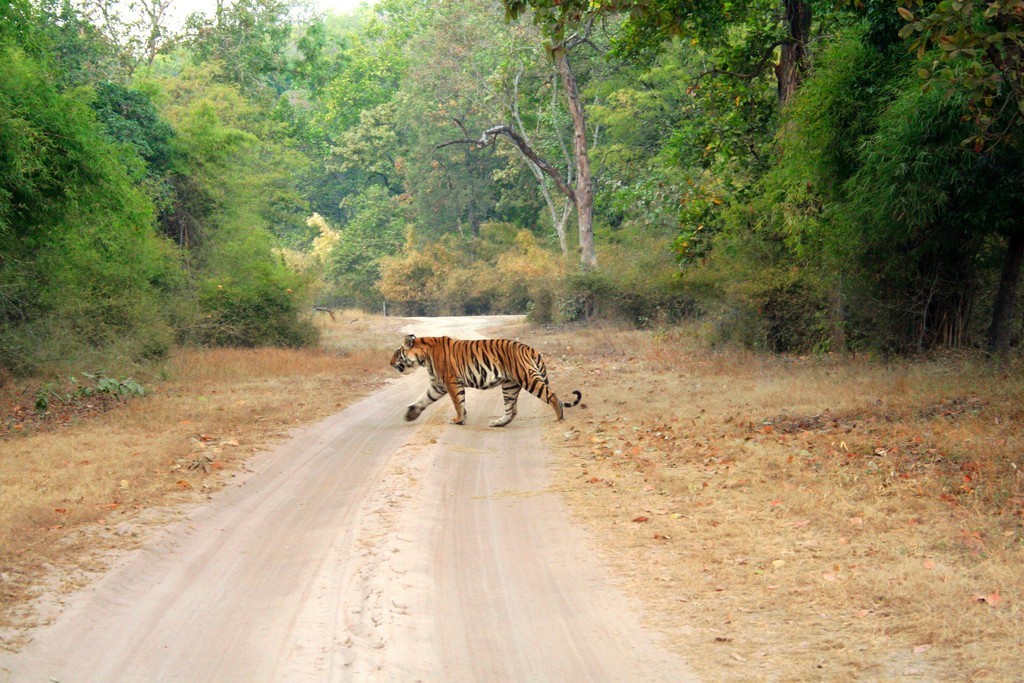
[{"xmin": 561, "ymin": 390, "xmax": 583, "ymax": 408}]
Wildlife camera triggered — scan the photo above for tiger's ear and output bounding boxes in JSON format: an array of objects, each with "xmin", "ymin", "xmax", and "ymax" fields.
[{"xmin": 404, "ymin": 334, "xmax": 416, "ymax": 349}]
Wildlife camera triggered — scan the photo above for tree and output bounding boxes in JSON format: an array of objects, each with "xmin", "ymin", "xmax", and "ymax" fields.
[
  {"xmin": 514, "ymin": 0, "xmax": 814, "ymax": 108},
  {"xmin": 182, "ymin": 0, "xmax": 294, "ymax": 95},
  {"xmin": 0, "ymin": 44, "xmax": 180, "ymax": 372},
  {"xmin": 326, "ymin": 185, "xmax": 407, "ymax": 307},
  {"xmin": 79, "ymin": 0, "xmax": 176, "ymax": 74},
  {"xmin": 398, "ymin": 0, "xmax": 509, "ymax": 240},
  {"xmin": 776, "ymin": 0, "xmax": 813, "ymax": 105},
  {"xmin": 494, "ymin": 51, "xmax": 574, "ymax": 257},
  {"xmin": 554, "ymin": 33, "xmax": 597, "ymax": 269},
  {"xmin": 0, "ymin": 0, "xmax": 121, "ymax": 86},
  {"xmin": 900, "ymin": 0, "xmax": 1024, "ymax": 358},
  {"xmin": 442, "ymin": 2, "xmax": 600, "ymax": 270}
]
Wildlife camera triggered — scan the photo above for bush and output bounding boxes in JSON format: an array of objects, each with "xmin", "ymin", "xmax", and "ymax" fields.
[
  {"xmin": 678, "ymin": 229, "xmax": 832, "ymax": 352},
  {"xmin": 556, "ymin": 237, "xmax": 698, "ymax": 328},
  {"xmin": 0, "ymin": 46, "xmax": 181, "ymax": 375},
  {"xmin": 190, "ymin": 270, "xmax": 318, "ymax": 348},
  {"xmin": 379, "ymin": 228, "xmax": 564, "ymax": 317}
]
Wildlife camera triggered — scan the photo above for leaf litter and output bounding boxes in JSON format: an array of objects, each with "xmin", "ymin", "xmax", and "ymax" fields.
[{"xmin": 519, "ymin": 322, "xmax": 1024, "ymax": 681}]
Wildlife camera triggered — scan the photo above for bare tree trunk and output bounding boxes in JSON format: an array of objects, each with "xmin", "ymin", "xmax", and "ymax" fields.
[
  {"xmin": 507, "ymin": 66, "xmax": 571, "ymax": 257},
  {"xmin": 775, "ymin": 0, "xmax": 812, "ymax": 106},
  {"xmin": 554, "ymin": 47, "xmax": 597, "ymax": 270},
  {"xmin": 437, "ymin": 45, "xmax": 597, "ymax": 270},
  {"xmin": 987, "ymin": 231, "xmax": 1024, "ymax": 360}
]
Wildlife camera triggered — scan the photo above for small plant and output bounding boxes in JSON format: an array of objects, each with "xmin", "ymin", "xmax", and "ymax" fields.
[
  {"xmin": 34, "ymin": 380, "xmax": 67, "ymax": 412},
  {"xmin": 78, "ymin": 373, "xmax": 146, "ymax": 400},
  {"xmin": 33, "ymin": 373, "xmax": 146, "ymax": 412}
]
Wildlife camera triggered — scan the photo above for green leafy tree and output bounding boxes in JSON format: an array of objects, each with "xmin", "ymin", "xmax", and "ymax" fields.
[
  {"xmin": 325, "ymin": 185, "xmax": 408, "ymax": 308},
  {"xmin": 313, "ymin": 0, "xmax": 433, "ymax": 135},
  {"xmin": 899, "ymin": 0, "xmax": 1024, "ymax": 356},
  {"xmin": 150, "ymin": 63, "xmax": 317, "ymax": 345},
  {"xmin": 0, "ymin": 0, "xmax": 122, "ymax": 85},
  {"xmin": 500, "ymin": 1, "xmax": 600, "ymax": 269},
  {"xmin": 182, "ymin": 0, "xmax": 294, "ymax": 96},
  {"xmin": 77, "ymin": 0, "xmax": 177, "ymax": 75},
  {"xmin": 400, "ymin": 0, "xmax": 513, "ymax": 240},
  {"xmin": 0, "ymin": 45, "xmax": 180, "ymax": 372}
]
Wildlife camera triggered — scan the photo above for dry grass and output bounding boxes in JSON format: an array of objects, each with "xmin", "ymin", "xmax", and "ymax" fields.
[
  {"xmin": 0, "ymin": 311, "xmax": 400, "ymax": 647},
  {"xmin": 520, "ymin": 321, "xmax": 1024, "ymax": 682}
]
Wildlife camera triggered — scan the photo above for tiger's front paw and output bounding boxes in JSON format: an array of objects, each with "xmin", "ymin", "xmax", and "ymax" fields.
[{"xmin": 405, "ymin": 405, "xmax": 422, "ymax": 422}]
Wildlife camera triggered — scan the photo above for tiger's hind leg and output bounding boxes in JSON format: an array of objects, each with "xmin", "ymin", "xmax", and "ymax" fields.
[
  {"xmin": 524, "ymin": 373, "xmax": 564, "ymax": 421},
  {"xmin": 489, "ymin": 381, "xmax": 521, "ymax": 427}
]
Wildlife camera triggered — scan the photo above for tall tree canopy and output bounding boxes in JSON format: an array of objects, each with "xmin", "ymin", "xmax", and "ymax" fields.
[{"xmin": 2, "ymin": 0, "xmax": 1022, "ymax": 368}]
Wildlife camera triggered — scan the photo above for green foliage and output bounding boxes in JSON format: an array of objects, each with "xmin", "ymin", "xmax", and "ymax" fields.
[
  {"xmin": 0, "ymin": 0, "xmax": 121, "ymax": 86},
  {"xmin": 898, "ymin": 0, "xmax": 1024, "ymax": 148},
  {"xmin": 753, "ymin": 23, "xmax": 1024, "ymax": 352},
  {"xmin": 834, "ymin": 80, "xmax": 1017, "ymax": 350},
  {"xmin": 150, "ymin": 62, "xmax": 319, "ymax": 348},
  {"xmin": 324, "ymin": 185, "xmax": 408, "ymax": 308},
  {"xmin": 0, "ymin": 45, "xmax": 181, "ymax": 374},
  {"xmin": 182, "ymin": 0, "xmax": 294, "ymax": 95},
  {"xmin": 762, "ymin": 30, "xmax": 905, "ymax": 262},
  {"xmin": 89, "ymin": 81, "xmax": 180, "ymax": 218},
  {"xmin": 192, "ymin": 269, "xmax": 317, "ymax": 348},
  {"xmin": 329, "ymin": 101, "xmax": 402, "ymax": 192},
  {"xmin": 312, "ymin": 0, "xmax": 433, "ymax": 136},
  {"xmin": 34, "ymin": 372, "xmax": 145, "ymax": 412},
  {"xmin": 397, "ymin": 0, "xmax": 525, "ymax": 241},
  {"xmin": 5, "ymin": 0, "xmax": 1023, "ymax": 370},
  {"xmin": 678, "ymin": 228, "xmax": 832, "ymax": 351}
]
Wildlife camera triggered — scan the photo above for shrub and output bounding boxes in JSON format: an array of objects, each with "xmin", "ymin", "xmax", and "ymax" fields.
[
  {"xmin": 379, "ymin": 228, "xmax": 564, "ymax": 317},
  {"xmin": 191, "ymin": 270, "xmax": 318, "ymax": 348},
  {"xmin": 678, "ymin": 229, "xmax": 832, "ymax": 352},
  {"xmin": 558, "ymin": 237, "xmax": 698, "ymax": 328},
  {"xmin": 0, "ymin": 46, "xmax": 181, "ymax": 375}
]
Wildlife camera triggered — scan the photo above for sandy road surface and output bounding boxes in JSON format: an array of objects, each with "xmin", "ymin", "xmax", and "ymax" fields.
[{"xmin": 1, "ymin": 317, "xmax": 694, "ymax": 682}]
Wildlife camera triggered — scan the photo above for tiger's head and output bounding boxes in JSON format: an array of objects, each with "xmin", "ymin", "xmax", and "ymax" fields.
[{"xmin": 390, "ymin": 334, "xmax": 426, "ymax": 374}]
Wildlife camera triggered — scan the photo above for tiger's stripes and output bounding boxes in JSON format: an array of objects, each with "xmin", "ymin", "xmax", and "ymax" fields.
[{"xmin": 390, "ymin": 334, "xmax": 582, "ymax": 427}]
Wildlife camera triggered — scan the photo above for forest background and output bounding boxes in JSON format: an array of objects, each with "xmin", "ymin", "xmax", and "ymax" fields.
[{"xmin": 2, "ymin": 0, "xmax": 1024, "ymax": 380}]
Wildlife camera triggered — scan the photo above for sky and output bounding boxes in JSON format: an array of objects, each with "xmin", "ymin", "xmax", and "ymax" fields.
[{"xmin": 164, "ymin": 0, "xmax": 374, "ymax": 29}]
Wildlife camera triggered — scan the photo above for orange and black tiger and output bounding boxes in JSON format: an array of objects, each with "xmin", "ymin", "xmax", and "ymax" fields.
[{"xmin": 390, "ymin": 334, "xmax": 582, "ymax": 427}]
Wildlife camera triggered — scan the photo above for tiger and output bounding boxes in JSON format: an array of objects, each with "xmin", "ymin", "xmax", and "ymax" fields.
[{"xmin": 390, "ymin": 333, "xmax": 582, "ymax": 427}]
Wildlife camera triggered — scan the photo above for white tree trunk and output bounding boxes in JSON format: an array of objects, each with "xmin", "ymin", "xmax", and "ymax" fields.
[{"xmin": 554, "ymin": 48, "xmax": 596, "ymax": 270}]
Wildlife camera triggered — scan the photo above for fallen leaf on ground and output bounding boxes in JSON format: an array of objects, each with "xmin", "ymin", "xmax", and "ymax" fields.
[{"xmin": 976, "ymin": 591, "xmax": 1003, "ymax": 607}]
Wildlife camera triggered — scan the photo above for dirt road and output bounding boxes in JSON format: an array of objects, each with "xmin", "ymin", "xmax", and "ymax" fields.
[{"xmin": 1, "ymin": 317, "xmax": 694, "ymax": 682}]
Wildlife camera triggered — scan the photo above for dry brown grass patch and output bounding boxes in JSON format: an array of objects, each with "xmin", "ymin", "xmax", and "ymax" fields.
[
  {"xmin": 528, "ymin": 321, "xmax": 1024, "ymax": 681},
  {"xmin": 0, "ymin": 312, "xmax": 398, "ymax": 647}
]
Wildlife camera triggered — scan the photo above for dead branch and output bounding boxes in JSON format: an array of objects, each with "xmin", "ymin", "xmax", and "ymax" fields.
[
  {"xmin": 436, "ymin": 124, "xmax": 576, "ymax": 203},
  {"xmin": 688, "ymin": 40, "xmax": 789, "ymax": 92}
]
